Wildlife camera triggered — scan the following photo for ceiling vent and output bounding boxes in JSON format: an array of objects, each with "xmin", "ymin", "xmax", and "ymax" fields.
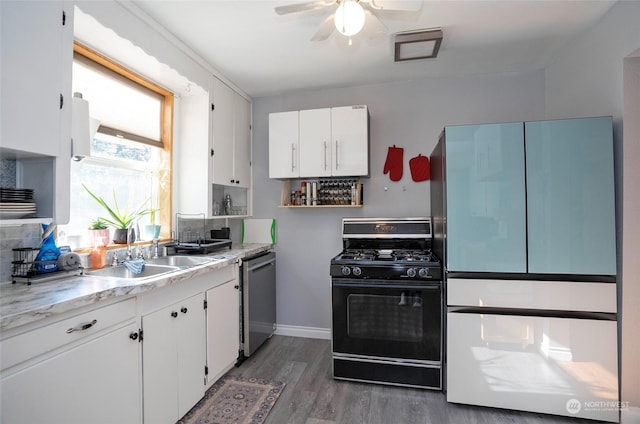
[{"xmin": 394, "ymin": 28, "xmax": 443, "ymax": 62}]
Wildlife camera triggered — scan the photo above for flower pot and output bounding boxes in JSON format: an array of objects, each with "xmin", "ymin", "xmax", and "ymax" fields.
[
  {"xmin": 112, "ymin": 228, "xmax": 129, "ymax": 244},
  {"xmin": 87, "ymin": 229, "xmax": 110, "ymax": 247},
  {"xmin": 143, "ymin": 225, "xmax": 161, "ymax": 240}
]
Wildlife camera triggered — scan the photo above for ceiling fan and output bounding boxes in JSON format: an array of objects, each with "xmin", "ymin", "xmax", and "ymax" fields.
[{"xmin": 275, "ymin": 0, "xmax": 423, "ymax": 43}]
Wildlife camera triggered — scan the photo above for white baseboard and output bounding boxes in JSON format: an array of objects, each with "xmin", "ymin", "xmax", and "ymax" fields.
[
  {"xmin": 274, "ymin": 324, "xmax": 331, "ymax": 340},
  {"xmin": 622, "ymin": 406, "xmax": 640, "ymax": 424}
]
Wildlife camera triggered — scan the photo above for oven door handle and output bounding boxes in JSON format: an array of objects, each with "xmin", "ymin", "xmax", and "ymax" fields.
[{"xmin": 332, "ymin": 280, "xmax": 441, "ymax": 290}]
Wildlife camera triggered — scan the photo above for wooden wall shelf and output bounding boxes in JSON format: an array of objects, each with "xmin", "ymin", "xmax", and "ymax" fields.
[{"xmin": 279, "ymin": 178, "xmax": 363, "ymax": 208}]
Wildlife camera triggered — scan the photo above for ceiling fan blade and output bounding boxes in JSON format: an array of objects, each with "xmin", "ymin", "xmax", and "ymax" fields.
[
  {"xmin": 310, "ymin": 13, "xmax": 336, "ymax": 41},
  {"xmin": 365, "ymin": 0, "xmax": 422, "ymax": 12},
  {"xmin": 275, "ymin": 0, "xmax": 336, "ymax": 15},
  {"xmin": 364, "ymin": 9, "xmax": 388, "ymax": 36}
]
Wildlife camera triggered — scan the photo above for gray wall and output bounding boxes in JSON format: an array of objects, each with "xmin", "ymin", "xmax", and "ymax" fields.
[
  {"xmin": 252, "ymin": 70, "xmax": 545, "ymax": 332},
  {"xmin": 544, "ymin": 1, "xmax": 640, "ymax": 418}
]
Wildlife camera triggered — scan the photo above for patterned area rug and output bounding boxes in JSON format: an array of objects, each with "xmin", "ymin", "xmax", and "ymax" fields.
[{"xmin": 177, "ymin": 375, "xmax": 286, "ymax": 424}]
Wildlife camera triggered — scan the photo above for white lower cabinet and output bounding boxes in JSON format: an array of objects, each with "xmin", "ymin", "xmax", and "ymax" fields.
[
  {"xmin": 206, "ymin": 278, "xmax": 240, "ymax": 385},
  {"xmin": 0, "ymin": 298, "xmax": 141, "ymax": 424},
  {"xmin": 142, "ymin": 293, "xmax": 206, "ymax": 424},
  {"xmin": 0, "ymin": 264, "xmax": 240, "ymax": 424}
]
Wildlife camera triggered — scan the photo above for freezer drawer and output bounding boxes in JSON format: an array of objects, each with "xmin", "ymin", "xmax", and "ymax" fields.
[{"xmin": 447, "ymin": 311, "xmax": 619, "ymax": 422}]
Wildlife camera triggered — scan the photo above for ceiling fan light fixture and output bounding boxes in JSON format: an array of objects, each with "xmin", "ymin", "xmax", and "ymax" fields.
[
  {"xmin": 394, "ymin": 28, "xmax": 443, "ymax": 62},
  {"xmin": 334, "ymin": 0, "xmax": 366, "ymax": 37}
]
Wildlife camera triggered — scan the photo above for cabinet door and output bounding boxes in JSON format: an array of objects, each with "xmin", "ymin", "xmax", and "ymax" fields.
[
  {"xmin": 0, "ymin": 1, "xmax": 70, "ymax": 156},
  {"xmin": 178, "ymin": 93, "xmax": 212, "ymax": 215},
  {"xmin": 445, "ymin": 123, "xmax": 527, "ymax": 272},
  {"xmin": 331, "ymin": 106, "xmax": 368, "ymax": 176},
  {"xmin": 176, "ymin": 294, "xmax": 206, "ymax": 418},
  {"xmin": 142, "ymin": 302, "xmax": 180, "ymax": 424},
  {"xmin": 299, "ymin": 108, "xmax": 332, "ymax": 177},
  {"xmin": 142, "ymin": 293, "xmax": 205, "ymax": 424},
  {"xmin": 206, "ymin": 279, "xmax": 240, "ymax": 384},
  {"xmin": 1, "ymin": 322, "xmax": 141, "ymax": 424},
  {"xmin": 233, "ymin": 94, "xmax": 251, "ymax": 188},
  {"xmin": 269, "ymin": 111, "xmax": 299, "ymax": 178},
  {"xmin": 525, "ymin": 117, "xmax": 616, "ymax": 275},
  {"xmin": 212, "ymin": 78, "xmax": 235, "ymax": 185}
]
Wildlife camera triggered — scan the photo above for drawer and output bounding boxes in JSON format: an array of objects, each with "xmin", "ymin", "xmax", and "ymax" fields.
[
  {"xmin": 1, "ymin": 297, "xmax": 136, "ymax": 371},
  {"xmin": 447, "ymin": 278, "xmax": 617, "ymax": 313},
  {"xmin": 446, "ymin": 312, "xmax": 619, "ymax": 422}
]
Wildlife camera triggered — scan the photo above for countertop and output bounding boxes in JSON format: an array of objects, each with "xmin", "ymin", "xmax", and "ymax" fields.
[{"xmin": 0, "ymin": 243, "xmax": 272, "ymax": 332}]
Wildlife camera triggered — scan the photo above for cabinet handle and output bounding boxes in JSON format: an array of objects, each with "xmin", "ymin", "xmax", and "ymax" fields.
[
  {"xmin": 181, "ymin": 307, "xmax": 188, "ymax": 314},
  {"xmin": 291, "ymin": 144, "xmax": 296, "ymax": 172},
  {"xmin": 324, "ymin": 141, "xmax": 328, "ymax": 170},
  {"xmin": 234, "ymin": 285, "xmax": 239, "ymax": 289},
  {"xmin": 236, "ymin": 180, "xmax": 240, "ymax": 185},
  {"xmin": 171, "ymin": 311, "xmax": 178, "ymax": 318},
  {"xmin": 230, "ymin": 179, "xmax": 235, "ymax": 183},
  {"xmin": 67, "ymin": 319, "xmax": 97, "ymax": 334},
  {"xmin": 59, "ymin": 93, "xmax": 64, "ymax": 110},
  {"xmin": 335, "ymin": 140, "xmax": 339, "ymax": 170},
  {"xmin": 129, "ymin": 332, "xmax": 138, "ymax": 341}
]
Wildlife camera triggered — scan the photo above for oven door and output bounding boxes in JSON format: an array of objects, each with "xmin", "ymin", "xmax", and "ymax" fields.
[{"xmin": 331, "ymin": 279, "xmax": 442, "ymax": 362}]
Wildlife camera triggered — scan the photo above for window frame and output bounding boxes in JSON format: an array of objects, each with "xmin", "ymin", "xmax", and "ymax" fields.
[{"xmin": 73, "ymin": 41, "xmax": 173, "ymax": 245}]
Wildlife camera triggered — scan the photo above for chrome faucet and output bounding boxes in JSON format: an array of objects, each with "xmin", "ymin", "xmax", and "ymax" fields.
[
  {"xmin": 125, "ymin": 225, "xmax": 135, "ymax": 261},
  {"xmin": 152, "ymin": 238, "xmax": 159, "ymax": 259}
]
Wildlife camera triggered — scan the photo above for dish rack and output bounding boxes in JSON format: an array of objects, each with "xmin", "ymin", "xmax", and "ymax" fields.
[
  {"xmin": 11, "ymin": 247, "xmax": 83, "ymax": 285},
  {"xmin": 166, "ymin": 213, "xmax": 232, "ymax": 255}
]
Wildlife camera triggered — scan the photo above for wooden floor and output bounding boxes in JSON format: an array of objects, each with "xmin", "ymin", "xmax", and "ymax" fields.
[{"xmin": 227, "ymin": 335, "xmax": 606, "ymax": 424}]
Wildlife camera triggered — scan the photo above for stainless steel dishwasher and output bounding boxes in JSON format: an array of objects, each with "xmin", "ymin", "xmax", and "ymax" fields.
[{"xmin": 241, "ymin": 251, "xmax": 276, "ymax": 357}]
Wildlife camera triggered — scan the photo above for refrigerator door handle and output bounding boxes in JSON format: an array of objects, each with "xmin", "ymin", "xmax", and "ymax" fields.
[{"xmin": 448, "ymin": 306, "xmax": 617, "ymax": 321}]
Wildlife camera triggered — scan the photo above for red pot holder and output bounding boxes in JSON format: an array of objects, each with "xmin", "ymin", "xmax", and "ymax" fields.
[{"xmin": 409, "ymin": 154, "xmax": 430, "ymax": 182}]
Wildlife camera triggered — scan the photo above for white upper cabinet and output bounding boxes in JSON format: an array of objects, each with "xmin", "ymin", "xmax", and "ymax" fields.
[
  {"xmin": 269, "ymin": 105, "xmax": 369, "ymax": 179},
  {"xmin": 1, "ymin": 1, "xmax": 71, "ymax": 156},
  {"xmin": 331, "ymin": 105, "xmax": 369, "ymax": 176},
  {"xmin": 0, "ymin": 0, "xmax": 72, "ymax": 224},
  {"xmin": 233, "ymin": 94, "xmax": 251, "ymax": 188},
  {"xmin": 299, "ymin": 108, "xmax": 332, "ymax": 177},
  {"xmin": 212, "ymin": 78, "xmax": 251, "ymax": 188},
  {"xmin": 177, "ymin": 78, "xmax": 251, "ymax": 217},
  {"xmin": 269, "ymin": 111, "xmax": 300, "ymax": 178}
]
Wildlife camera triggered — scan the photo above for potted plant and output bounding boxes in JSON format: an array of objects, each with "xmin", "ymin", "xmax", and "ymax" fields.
[
  {"xmin": 143, "ymin": 208, "xmax": 161, "ymax": 240},
  {"xmin": 82, "ymin": 184, "xmax": 152, "ymax": 244},
  {"xmin": 87, "ymin": 218, "xmax": 110, "ymax": 248}
]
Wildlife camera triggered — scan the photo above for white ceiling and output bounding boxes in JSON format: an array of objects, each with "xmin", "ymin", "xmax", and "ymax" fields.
[{"xmin": 129, "ymin": 0, "xmax": 616, "ymax": 98}]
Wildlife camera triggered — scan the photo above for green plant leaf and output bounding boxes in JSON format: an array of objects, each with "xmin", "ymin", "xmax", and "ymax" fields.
[{"xmin": 82, "ymin": 184, "xmax": 152, "ymax": 229}]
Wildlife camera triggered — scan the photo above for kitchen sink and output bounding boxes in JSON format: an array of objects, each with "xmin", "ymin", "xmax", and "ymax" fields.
[
  {"xmin": 145, "ymin": 255, "xmax": 217, "ymax": 267},
  {"xmin": 86, "ymin": 264, "xmax": 181, "ymax": 280}
]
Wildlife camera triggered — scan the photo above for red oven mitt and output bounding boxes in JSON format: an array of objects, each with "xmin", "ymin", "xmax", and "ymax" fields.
[
  {"xmin": 383, "ymin": 145, "xmax": 404, "ymax": 181},
  {"xmin": 409, "ymin": 154, "xmax": 430, "ymax": 182}
]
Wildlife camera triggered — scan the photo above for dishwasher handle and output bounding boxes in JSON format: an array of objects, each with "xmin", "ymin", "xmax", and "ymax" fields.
[{"xmin": 248, "ymin": 258, "xmax": 276, "ymax": 272}]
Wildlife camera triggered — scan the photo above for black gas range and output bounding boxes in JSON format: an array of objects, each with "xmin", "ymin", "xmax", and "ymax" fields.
[
  {"xmin": 330, "ymin": 217, "xmax": 444, "ymax": 390},
  {"xmin": 331, "ymin": 248, "xmax": 441, "ymax": 281}
]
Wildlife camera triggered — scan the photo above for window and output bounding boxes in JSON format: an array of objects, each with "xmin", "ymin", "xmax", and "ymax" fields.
[{"xmin": 59, "ymin": 42, "xmax": 173, "ymax": 249}]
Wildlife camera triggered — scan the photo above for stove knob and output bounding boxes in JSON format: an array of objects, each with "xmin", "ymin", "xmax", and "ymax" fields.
[
  {"xmin": 418, "ymin": 268, "xmax": 429, "ymax": 278},
  {"xmin": 352, "ymin": 267, "xmax": 362, "ymax": 276},
  {"xmin": 341, "ymin": 266, "xmax": 351, "ymax": 276},
  {"xmin": 406, "ymin": 268, "xmax": 417, "ymax": 278}
]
